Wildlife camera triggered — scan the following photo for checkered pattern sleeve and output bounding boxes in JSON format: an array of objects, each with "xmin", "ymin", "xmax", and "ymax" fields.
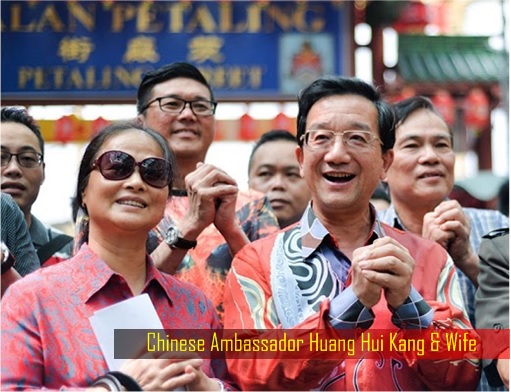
[
  {"xmin": 329, "ymin": 286, "xmax": 375, "ymax": 329},
  {"xmin": 389, "ymin": 286, "xmax": 433, "ymax": 329}
]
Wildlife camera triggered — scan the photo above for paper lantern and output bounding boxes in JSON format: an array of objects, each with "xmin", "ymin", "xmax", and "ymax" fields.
[
  {"xmin": 239, "ymin": 113, "xmax": 256, "ymax": 141},
  {"xmin": 431, "ymin": 89, "xmax": 456, "ymax": 126},
  {"xmin": 464, "ymin": 88, "xmax": 489, "ymax": 130}
]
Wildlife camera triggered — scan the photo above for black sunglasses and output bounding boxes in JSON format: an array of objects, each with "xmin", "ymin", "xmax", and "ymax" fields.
[{"xmin": 91, "ymin": 150, "xmax": 171, "ymax": 189}]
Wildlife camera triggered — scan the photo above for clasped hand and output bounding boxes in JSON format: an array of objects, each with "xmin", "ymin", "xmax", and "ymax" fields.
[
  {"xmin": 351, "ymin": 237, "xmax": 414, "ymax": 310},
  {"xmin": 183, "ymin": 162, "xmax": 240, "ymax": 238}
]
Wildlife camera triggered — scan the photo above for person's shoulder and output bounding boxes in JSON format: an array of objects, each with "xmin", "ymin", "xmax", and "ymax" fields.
[
  {"xmin": 1, "ymin": 192, "xmax": 19, "ymax": 211},
  {"xmin": 239, "ymin": 224, "xmax": 295, "ymax": 255},
  {"xmin": 1, "ymin": 193, "xmax": 25, "ymax": 224},
  {"xmin": 6, "ymin": 257, "xmax": 71, "ymax": 294},
  {"xmin": 462, "ymin": 206, "xmax": 508, "ymax": 221},
  {"xmin": 384, "ymin": 223, "xmax": 447, "ymax": 253}
]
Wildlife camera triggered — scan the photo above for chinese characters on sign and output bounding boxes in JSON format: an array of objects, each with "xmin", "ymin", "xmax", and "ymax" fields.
[{"xmin": 2, "ymin": 1, "xmax": 347, "ymax": 101}]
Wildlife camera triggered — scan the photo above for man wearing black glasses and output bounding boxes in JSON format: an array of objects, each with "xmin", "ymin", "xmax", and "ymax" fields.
[
  {"xmin": 0, "ymin": 107, "xmax": 73, "ymax": 268},
  {"xmin": 137, "ymin": 62, "xmax": 279, "ymax": 320}
]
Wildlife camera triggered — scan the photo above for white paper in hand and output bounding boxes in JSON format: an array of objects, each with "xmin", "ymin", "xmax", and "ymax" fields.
[{"xmin": 89, "ymin": 293, "xmax": 164, "ymax": 370}]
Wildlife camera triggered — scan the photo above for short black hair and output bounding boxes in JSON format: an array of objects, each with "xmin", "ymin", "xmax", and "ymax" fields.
[
  {"xmin": 296, "ymin": 76, "xmax": 395, "ymax": 152},
  {"xmin": 71, "ymin": 121, "xmax": 175, "ymax": 221},
  {"xmin": 248, "ymin": 129, "xmax": 297, "ymax": 174},
  {"xmin": 137, "ymin": 62, "xmax": 214, "ymax": 114},
  {"xmin": 1, "ymin": 106, "xmax": 45, "ymax": 157},
  {"xmin": 393, "ymin": 95, "xmax": 453, "ymax": 141}
]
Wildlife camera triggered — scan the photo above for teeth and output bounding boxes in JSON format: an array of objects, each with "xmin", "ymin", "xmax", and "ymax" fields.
[
  {"xmin": 118, "ymin": 200, "xmax": 145, "ymax": 208},
  {"xmin": 327, "ymin": 173, "xmax": 351, "ymax": 178}
]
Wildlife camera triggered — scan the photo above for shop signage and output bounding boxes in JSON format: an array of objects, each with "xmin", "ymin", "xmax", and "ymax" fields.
[{"xmin": 2, "ymin": 0, "xmax": 349, "ymax": 102}]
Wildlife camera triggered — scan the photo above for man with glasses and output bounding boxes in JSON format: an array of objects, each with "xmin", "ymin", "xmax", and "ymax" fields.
[
  {"xmin": 223, "ymin": 76, "xmax": 479, "ymax": 390},
  {"xmin": 1, "ymin": 107, "xmax": 73, "ymax": 268},
  {"xmin": 136, "ymin": 62, "xmax": 279, "ymax": 319}
]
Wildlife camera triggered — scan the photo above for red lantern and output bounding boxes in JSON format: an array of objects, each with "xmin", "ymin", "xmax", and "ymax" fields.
[
  {"xmin": 239, "ymin": 113, "xmax": 257, "ymax": 141},
  {"xmin": 431, "ymin": 89, "xmax": 456, "ymax": 126},
  {"xmin": 54, "ymin": 115, "xmax": 76, "ymax": 143},
  {"xmin": 92, "ymin": 117, "xmax": 111, "ymax": 136},
  {"xmin": 393, "ymin": 1, "xmax": 431, "ymax": 33},
  {"xmin": 272, "ymin": 112, "xmax": 292, "ymax": 130},
  {"xmin": 463, "ymin": 88, "xmax": 489, "ymax": 130}
]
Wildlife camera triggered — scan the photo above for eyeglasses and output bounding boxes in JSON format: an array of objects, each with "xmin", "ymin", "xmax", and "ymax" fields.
[
  {"xmin": 141, "ymin": 96, "xmax": 217, "ymax": 116},
  {"xmin": 1, "ymin": 151, "xmax": 43, "ymax": 168},
  {"xmin": 91, "ymin": 150, "xmax": 172, "ymax": 189},
  {"xmin": 301, "ymin": 130, "xmax": 383, "ymax": 151}
]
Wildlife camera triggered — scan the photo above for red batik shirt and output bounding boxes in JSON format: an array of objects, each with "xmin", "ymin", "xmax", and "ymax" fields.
[
  {"xmin": 1, "ymin": 244, "xmax": 226, "ymax": 390},
  {"xmin": 153, "ymin": 189, "xmax": 280, "ymax": 319}
]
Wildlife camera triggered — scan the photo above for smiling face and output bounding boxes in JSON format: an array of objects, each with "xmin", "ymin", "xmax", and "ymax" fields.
[
  {"xmin": 139, "ymin": 77, "xmax": 215, "ymax": 164},
  {"xmin": 385, "ymin": 108, "xmax": 455, "ymax": 211},
  {"xmin": 82, "ymin": 129, "xmax": 169, "ymax": 239},
  {"xmin": 296, "ymin": 94, "xmax": 392, "ymax": 220},
  {"xmin": 249, "ymin": 139, "xmax": 311, "ymax": 228},
  {"xmin": 1, "ymin": 122, "xmax": 45, "ymax": 218}
]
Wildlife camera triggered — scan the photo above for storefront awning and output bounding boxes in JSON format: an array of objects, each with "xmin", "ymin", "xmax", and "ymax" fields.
[{"xmin": 397, "ymin": 35, "xmax": 507, "ymax": 84}]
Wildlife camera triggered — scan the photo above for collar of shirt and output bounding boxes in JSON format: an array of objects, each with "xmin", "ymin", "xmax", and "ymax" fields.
[
  {"xmin": 378, "ymin": 204, "xmax": 404, "ymax": 230},
  {"xmin": 299, "ymin": 204, "xmax": 384, "ymax": 259},
  {"xmin": 379, "ymin": 198, "xmax": 452, "ymax": 232},
  {"xmin": 73, "ymin": 243, "xmax": 175, "ymax": 304}
]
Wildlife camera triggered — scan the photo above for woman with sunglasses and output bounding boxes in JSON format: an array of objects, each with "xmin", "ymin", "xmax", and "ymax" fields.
[{"xmin": 1, "ymin": 122, "xmax": 226, "ymax": 391}]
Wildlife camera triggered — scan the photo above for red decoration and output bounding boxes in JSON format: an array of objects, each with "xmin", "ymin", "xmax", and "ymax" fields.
[
  {"xmin": 463, "ymin": 88, "xmax": 490, "ymax": 130},
  {"xmin": 54, "ymin": 115, "xmax": 76, "ymax": 143},
  {"xmin": 92, "ymin": 117, "xmax": 111, "ymax": 136},
  {"xmin": 393, "ymin": 1, "xmax": 431, "ymax": 33},
  {"xmin": 431, "ymin": 89, "xmax": 456, "ymax": 126},
  {"xmin": 239, "ymin": 113, "xmax": 257, "ymax": 141},
  {"xmin": 272, "ymin": 112, "xmax": 292, "ymax": 131}
]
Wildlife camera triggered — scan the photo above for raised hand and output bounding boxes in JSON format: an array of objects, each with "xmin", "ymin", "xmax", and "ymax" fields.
[{"xmin": 354, "ymin": 237, "xmax": 414, "ymax": 309}]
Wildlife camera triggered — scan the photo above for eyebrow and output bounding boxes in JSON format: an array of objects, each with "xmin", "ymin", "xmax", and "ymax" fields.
[
  {"xmin": 157, "ymin": 94, "xmax": 211, "ymax": 101},
  {"xmin": 309, "ymin": 121, "xmax": 372, "ymax": 132},
  {"xmin": 399, "ymin": 133, "xmax": 451, "ymax": 141},
  {"xmin": 1, "ymin": 145, "xmax": 41, "ymax": 153}
]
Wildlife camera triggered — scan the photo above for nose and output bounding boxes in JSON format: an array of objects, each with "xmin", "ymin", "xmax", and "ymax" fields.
[
  {"xmin": 324, "ymin": 135, "xmax": 352, "ymax": 164},
  {"xmin": 124, "ymin": 166, "xmax": 146, "ymax": 190},
  {"xmin": 270, "ymin": 173, "xmax": 286, "ymax": 190},
  {"xmin": 178, "ymin": 102, "xmax": 196, "ymax": 118},
  {"xmin": 418, "ymin": 144, "xmax": 440, "ymax": 164},
  {"xmin": 2, "ymin": 156, "xmax": 23, "ymax": 176}
]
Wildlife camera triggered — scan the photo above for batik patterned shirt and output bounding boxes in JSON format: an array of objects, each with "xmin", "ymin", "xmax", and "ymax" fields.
[
  {"xmin": 152, "ymin": 189, "xmax": 279, "ymax": 319},
  {"xmin": 379, "ymin": 204, "xmax": 509, "ymax": 392},
  {"xmin": 378, "ymin": 204, "xmax": 509, "ymax": 325},
  {"xmin": 224, "ymin": 205, "xmax": 479, "ymax": 391},
  {"xmin": 1, "ymin": 244, "xmax": 226, "ymax": 390}
]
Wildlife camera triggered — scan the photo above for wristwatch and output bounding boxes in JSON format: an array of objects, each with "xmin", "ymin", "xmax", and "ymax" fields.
[
  {"xmin": 164, "ymin": 226, "xmax": 197, "ymax": 250},
  {"xmin": 1, "ymin": 242, "xmax": 16, "ymax": 275}
]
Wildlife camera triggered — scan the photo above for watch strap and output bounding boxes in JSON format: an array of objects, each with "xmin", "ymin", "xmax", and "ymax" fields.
[
  {"xmin": 173, "ymin": 235, "xmax": 197, "ymax": 250},
  {"xmin": 165, "ymin": 226, "xmax": 197, "ymax": 250}
]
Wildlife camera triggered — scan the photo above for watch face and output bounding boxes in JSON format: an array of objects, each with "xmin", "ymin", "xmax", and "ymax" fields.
[{"xmin": 165, "ymin": 226, "xmax": 178, "ymax": 245}]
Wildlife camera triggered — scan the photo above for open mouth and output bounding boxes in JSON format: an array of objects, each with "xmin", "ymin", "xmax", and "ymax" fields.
[
  {"xmin": 324, "ymin": 173, "xmax": 355, "ymax": 183},
  {"xmin": 117, "ymin": 200, "xmax": 147, "ymax": 208}
]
